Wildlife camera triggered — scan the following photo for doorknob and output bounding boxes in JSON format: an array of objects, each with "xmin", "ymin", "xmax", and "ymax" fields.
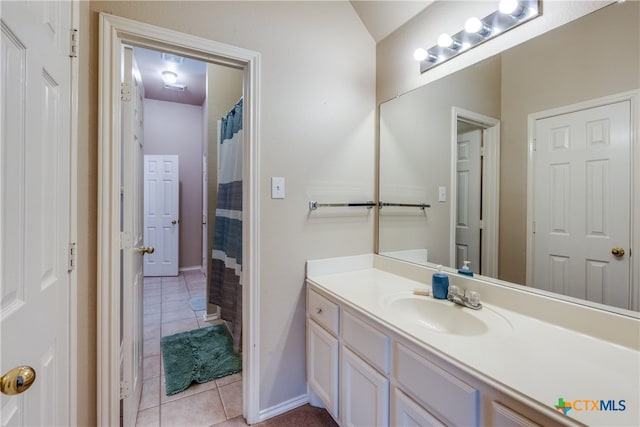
[
  {"xmin": 137, "ymin": 246, "xmax": 155, "ymax": 255},
  {"xmin": 171, "ymin": 219, "xmax": 177, "ymax": 225},
  {"xmin": 611, "ymin": 247, "xmax": 625, "ymax": 258},
  {"xmin": 1, "ymin": 366, "xmax": 36, "ymax": 395}
]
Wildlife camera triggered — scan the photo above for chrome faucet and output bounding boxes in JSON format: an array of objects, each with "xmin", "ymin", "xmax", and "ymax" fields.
[{"xmin": 447, "ymin": 285, "xmax": 482, "ymax": 310}]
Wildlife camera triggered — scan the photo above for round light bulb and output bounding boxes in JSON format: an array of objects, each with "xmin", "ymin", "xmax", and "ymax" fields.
[
  {"xmin": 465, "ymin": 17, "xmax": 483, "ymax": 34},
  {"xmin": 437, "ymin": 33, "xmax": 454, "ymax": 48},
  {"xmin": 162, "ymin": 71, "xmax": 178, "ymax": 85},
  {"xmin": 413, "ymin": 48, "xmax": 428, "ymax": 61},
  {"xmin": 499, "ymin": 0, "xmax": 520, "ymax": 15}
]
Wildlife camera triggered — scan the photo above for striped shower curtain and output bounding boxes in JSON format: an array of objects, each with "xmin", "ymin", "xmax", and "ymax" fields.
[{"xmin": 210, "ymin": 98, "xmax": 243, "ymax": 352}]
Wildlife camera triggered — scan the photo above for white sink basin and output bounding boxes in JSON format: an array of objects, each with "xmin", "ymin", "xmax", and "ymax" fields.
[{"xmin": 382, "ymin": 293, "xmax": 512, "ymax": 337}]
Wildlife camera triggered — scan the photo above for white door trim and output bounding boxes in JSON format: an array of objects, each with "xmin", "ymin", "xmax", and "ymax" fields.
[
  {"xmin": 450, "ymin": 107, "xmax": 500, "ymax": 277},
  {"xmin": 526, "ymin": 90, "xmax": 639, "ymax": 311},
  {"xmin": 97, "ymin": 13, "xmax": 261, "ymax": 425}
]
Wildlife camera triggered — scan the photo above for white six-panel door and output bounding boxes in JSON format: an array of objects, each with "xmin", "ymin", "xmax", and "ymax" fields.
[
  {"xmin": 456, "ymin": 129, "xmax": 482, "ymax": 272},
  {"xmin": 0, "ymin": 1, "xmax": 72, "ymax": 425},
  {"xmin": 144, "ymin": 155, "xmax": 180, "ymax": 276},
  {"xmin": 121, "ymin": 46, "xmax": 145, "ymax": 426},
  {"xmin": 532, "ymin": 101, "xmax": 631, "ymax": 309}
]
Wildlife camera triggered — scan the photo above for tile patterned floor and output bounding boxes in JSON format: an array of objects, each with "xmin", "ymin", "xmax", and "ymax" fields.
[{"xmin": 139, "ymin": 271, "xmax": 335, "ymax": 427}]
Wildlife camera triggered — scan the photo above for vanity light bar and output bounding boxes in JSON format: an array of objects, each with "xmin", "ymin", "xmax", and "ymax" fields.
[{"xmin": 416, "ymin": 0, "xmax": 541, "ymax": 73}]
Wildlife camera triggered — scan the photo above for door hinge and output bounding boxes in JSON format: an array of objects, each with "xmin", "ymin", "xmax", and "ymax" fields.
[
  {"xmin": 121, "ymin": 82, "xmax": 131, "ymax": 102},
  {"xmin": 69, "ymin": 29, "xmax": 78, "ymax": 58},
  {"xmin": 480, "ymin": 147, "xmax": 486, "ymax": 157},
  {"xmin": 532, "ymin": 221, "xmax": 536, "ymax": 234},
  {"xmin": 67, "ymin": 242, "xmax": 77, "ymax": 272},
  {"xmin": 479, "ymin": 220, "xmax": 484, "ymax": 230},
  {"xmin": 532, "ymin": 138, "xmax": 537, "ymax": 151},
  {"xmin": 120, "ymin": 380, "xmax": 130, "ymax": 399}
]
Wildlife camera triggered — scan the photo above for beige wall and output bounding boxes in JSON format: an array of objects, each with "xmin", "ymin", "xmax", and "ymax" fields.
[{"xmin": 77, "ymin": 1, "xmax": 375, "ymax": 423}]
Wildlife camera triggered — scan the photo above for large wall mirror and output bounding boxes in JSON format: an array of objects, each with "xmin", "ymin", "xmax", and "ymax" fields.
[{"xmin": 378, "ymin": 1, "xmax": 639, "ymax": 313}]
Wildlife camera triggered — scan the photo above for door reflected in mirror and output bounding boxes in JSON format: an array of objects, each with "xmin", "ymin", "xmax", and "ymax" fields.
[{"xmin": 378, "ymin": 1, "xmax": 639, "ymax": 312}]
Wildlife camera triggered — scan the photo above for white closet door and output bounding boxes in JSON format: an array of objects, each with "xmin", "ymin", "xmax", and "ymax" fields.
[
  {"xmin": 533, "ymin": 101, "xmax": 630, "ymax": 308},
  {"xmin": 144, "ymin": 154, "xmax": 180, "ymax": 276}
]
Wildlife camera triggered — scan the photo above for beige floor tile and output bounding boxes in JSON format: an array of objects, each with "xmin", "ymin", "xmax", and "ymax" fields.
[
  {"xmin": 144, "ymin": 311, "xmax": 161, "ymax": 326},
  {"xmin": 144, "ymin": 276, "xmax": 162, "ymax": 284},
  {"xmin": 211, "ymin": 416, "xmax": 248, "ymax": 427},
  {"xmin": 143, "ymin": 286, "xmax": 162, "ymax": 297},
  {"xmin": 136, "ymin": 406, "xmax": 160, "ymax": 426},
  {"xmin": 143, "ymin": 355, "xmax": 161, "ymax": 380},
  {"xmin": 160, "ymin": 376, "xmax": 218, "ymax": 404},
  {"xmin": 215, "ymin": 373, "xmax": 242, "ymax": 388},
  {"xmin": 144, "ymin": 295, "xmax": 162, "ymax": 306},
  {"xmin": 143, "ymin": 337, "xmax": 161, "ymax": 358},
  {"xmin": 138, "ymin": 377, "xmax": 160, "ymax": 411},
  {"xmin": 143, "ymin": 322, "xmax": 161, "ymax": 340},
  {"xmin": 219, "ymin": 380, "xmax": 243, "ymax": 419},
  {"xmin": 160, "ymin": 389, "xmax": 227, "ymax": 427},
  {"xmin": 144, "ymin": 303, "xmax": 161, "ymax": 315},
  {"xmin": 161, "ymin": 308, "xmax": 197, "ymax": 324},
  {"xmin": 161, "ymin": 318, "xmax": 199, "ymax": 337}
]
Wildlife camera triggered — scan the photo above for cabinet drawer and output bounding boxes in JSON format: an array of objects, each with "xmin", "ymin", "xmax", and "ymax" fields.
[
  {"xmin": 308, "ymin": 289, "xmax": 339, "ymax": 335},
  {"xmin": 392, "ymin": 387, "xmax": 445, "ymax": 427},
  {"xmin": 394, "ymin": 342, "xmax": 479, "ymax": 427},
  {"xmin": 343, "ymin": 310, "xmax": 390, "ymax": 374}
]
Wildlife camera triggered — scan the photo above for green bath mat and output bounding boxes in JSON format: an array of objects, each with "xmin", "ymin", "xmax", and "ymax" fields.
[{"xmin": 161, "ymin": 324, "xmax": 242, "ymax": 396}]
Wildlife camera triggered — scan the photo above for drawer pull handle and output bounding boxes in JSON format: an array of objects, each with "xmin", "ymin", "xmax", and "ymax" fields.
[{"xmin": 316, "ymin": 307, "xmax": 323, "ymax": 315}]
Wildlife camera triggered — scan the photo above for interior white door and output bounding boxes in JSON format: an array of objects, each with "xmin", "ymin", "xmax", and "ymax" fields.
[
  {"xmin": 455, "ymin": 129, "xmax": 482, "ymax": 271},
  {"xmin": 533, "ymin": 101, "xmax": 631, "ymax": 309},
  {"xmin": 0, "ymin": 1, "xmax": 72, "ymax": 425},
  {"xmin": 144, "ymin": 155, "xmax": 180, "ymax": 276},
  {"xmin": 121, "ymin": 46, "xmax": 145, "ymax": 426}
]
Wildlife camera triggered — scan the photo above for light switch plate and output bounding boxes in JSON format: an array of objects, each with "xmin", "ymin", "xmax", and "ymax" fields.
[
  {"xmin": 271, "ymin": 177, "xmax": 285, "ymax": 199},
  {"xmin": 438, "ymin": 186, "xmax": 447, "ymax": 202}
]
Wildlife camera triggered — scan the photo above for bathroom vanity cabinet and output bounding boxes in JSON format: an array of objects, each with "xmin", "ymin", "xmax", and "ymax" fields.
[{"xmin": 306, "ymin": 286, "xmax": 572, "ymax": 427}]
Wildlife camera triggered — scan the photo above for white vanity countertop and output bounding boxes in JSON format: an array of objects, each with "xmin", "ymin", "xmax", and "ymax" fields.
[{"xmin": 306, "ymin": 255, "xmax": 640, "ymax": 426}]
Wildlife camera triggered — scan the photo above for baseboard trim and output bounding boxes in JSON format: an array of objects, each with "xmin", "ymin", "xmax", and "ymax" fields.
[
  {"xmin": 257, "ymin": 393, "xmax": 309, "ymax": 423},
  {"xmin": 179, "ymin": 265, "xmax": 202, "ymax": 272}
]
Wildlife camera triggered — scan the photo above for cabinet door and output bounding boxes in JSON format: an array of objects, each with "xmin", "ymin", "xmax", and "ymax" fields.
[
  {"xmin": 342, "ymin": 347, "xmax": 389, "ymax": 427},
  {"xmin": 307, "ymin": 320, "xmax": 339, "ymax": 419},
  {"xmin": 392, "ymin": 387, "xmax": 445, "ymax": 427}
]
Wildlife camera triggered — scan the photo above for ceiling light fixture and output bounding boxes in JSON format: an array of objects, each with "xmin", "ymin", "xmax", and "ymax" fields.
[
  {"xmin": 414, "ymin": 0, "xmax": 540, "ymax": 73},
  {"xmin": 161, "ymin": 71, "xmax": 178, "ymax": 85}
]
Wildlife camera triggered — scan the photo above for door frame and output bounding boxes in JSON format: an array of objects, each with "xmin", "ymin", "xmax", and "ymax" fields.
[
  {"xmin": 97, "ymin": 14, "xmax": 261, "ymax": 425},
  {"xmin": 450, "ymin": 107, "xmax": 500, "ymax": 277},
  {"xmin": 526, "ymin": 90, "xmax": 639, "ymax": 311}
]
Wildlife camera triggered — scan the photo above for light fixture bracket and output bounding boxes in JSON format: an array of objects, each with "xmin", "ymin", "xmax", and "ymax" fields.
[{"xmin": 418, "ymin": 0, "xmax": 540, "ymax": 73}]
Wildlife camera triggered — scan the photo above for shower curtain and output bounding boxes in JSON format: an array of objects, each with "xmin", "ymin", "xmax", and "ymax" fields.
[{"xmin": 209, "ymin": 98, "xmax": 243, "ymax": 353}]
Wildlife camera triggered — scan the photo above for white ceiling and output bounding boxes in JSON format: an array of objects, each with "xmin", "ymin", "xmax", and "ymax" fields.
[
  {"xmin": 133, "ymin": 46, "xmax": 207, "ymax": 106},
  {"xmin": 350, "ymin": 0, "xmax": 433, "ymax": 42},
  {"xmin": 133, "ymin": 1, "xmax": 433, "ymax": 106}
]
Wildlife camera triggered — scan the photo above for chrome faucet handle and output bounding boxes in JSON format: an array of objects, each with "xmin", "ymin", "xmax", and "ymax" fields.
[
  {"xmin": 447, "ymin": 285, "xmax": 459, "ymax": 299},
  {"xmin": 467, "ymin": 290, "xmax": 480, "ymax": 307}
]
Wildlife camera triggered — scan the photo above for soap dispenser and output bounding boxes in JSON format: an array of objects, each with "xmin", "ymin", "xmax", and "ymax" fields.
[
  {"xmin": 458, "ymin": 261, "xmax": 474, "ymax": 277},
  {"xmin": 432, "ymin": 265, "xmax": 449, "ymax": 300}
]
